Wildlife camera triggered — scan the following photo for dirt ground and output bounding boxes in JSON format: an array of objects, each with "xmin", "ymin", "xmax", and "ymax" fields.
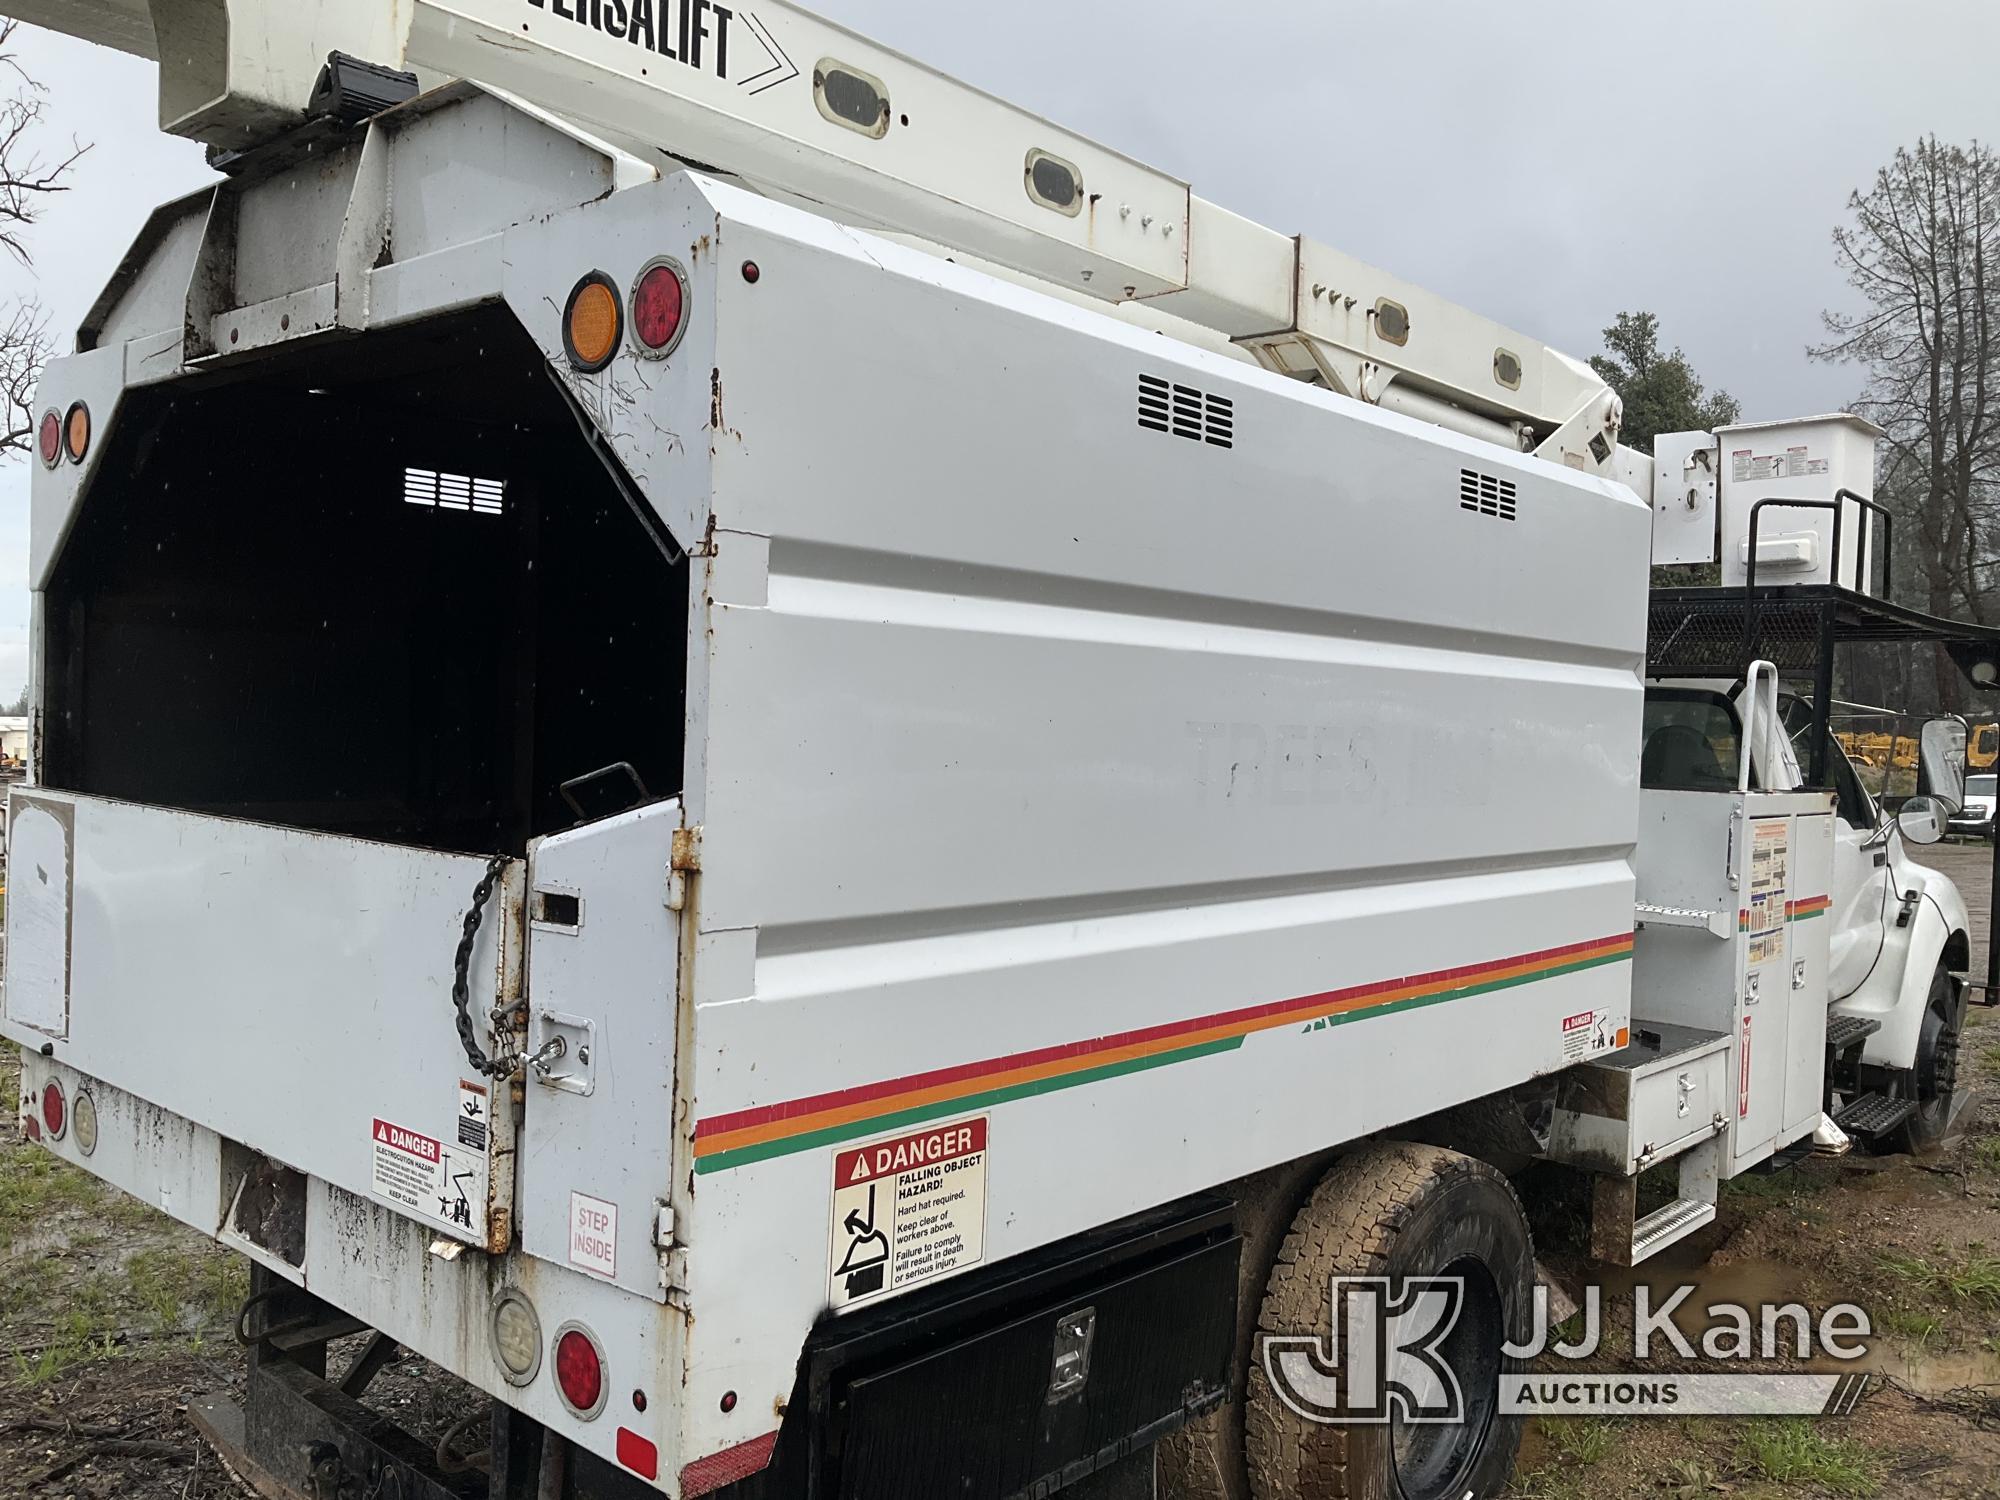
[{"xmin": 5, "ymin": 847, "xmax": 2000, "ymax": 1498}]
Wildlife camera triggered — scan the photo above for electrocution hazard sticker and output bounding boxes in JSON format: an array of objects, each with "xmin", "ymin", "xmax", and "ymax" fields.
[
  {"xmin": 829, "ymin": 1117, "xmax": 987, "ymax": 1309},
  {"xmin": 371, "ymin": 1115, "xmax": 486, "ymax": 1240}
]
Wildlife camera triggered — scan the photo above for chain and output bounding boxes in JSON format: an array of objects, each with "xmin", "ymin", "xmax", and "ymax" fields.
[{"xmin": 453, "ymin": 855, "xmax": 517, "ymax": 1077}]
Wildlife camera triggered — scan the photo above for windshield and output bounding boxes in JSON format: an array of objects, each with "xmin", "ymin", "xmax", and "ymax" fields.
[{"xmin": 1971, "ymin": 775, "xmax": 1997, "ymax": 798}]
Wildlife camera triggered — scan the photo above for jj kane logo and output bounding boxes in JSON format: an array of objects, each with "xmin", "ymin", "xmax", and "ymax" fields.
[{"xmin": 1263, "ymin": 1275, "xmax": 1880, "ymax": 1423}]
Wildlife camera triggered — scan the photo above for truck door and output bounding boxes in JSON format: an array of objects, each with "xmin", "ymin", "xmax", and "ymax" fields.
[
  {"xmin": 1822, "ymin": 742, "xmax": 1893, "ymax": 999},
  {"xmin": 517, "ymin": 799, "xmax": 683, "ymax": 1302}
]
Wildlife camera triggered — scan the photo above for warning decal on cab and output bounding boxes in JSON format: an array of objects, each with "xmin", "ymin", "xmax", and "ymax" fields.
[{"xmin": 828, "ymin": 1117, "xmax": 987, "ymax": 1309}]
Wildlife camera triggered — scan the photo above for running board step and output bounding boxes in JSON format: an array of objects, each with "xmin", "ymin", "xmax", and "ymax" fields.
[
  {"xmin": 1835, "ymin": 1093, "xmax": 1917, "ymax": 1137},
  {"xmin": 1590, "ymin": 1133, "xmax": 1723, "ymax": 1268},
  {"xmin": 1632, "ymin": 1198, "xmax": 1718, "ymax": 1262},
  {"xmin": 1825, "ymin": 1014, "xmax": 1882, "ymax": 1053}
]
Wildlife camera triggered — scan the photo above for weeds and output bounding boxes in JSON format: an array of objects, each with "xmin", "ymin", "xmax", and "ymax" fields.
[
  {"xmin": 1878, "ymin": 1248, "xmax": 2000, "ymax": 1308},
  {"xmin": 1880, "ymin": 1306, "xmax": 1946, "ymax": 1349},
  {"xmin": 1544, "ymin": 1416, "xmax": 1618, "ymax": 1466},
  {"xmin": 1734, "ymin": 1419, "xmax": 1878, "ymax": 1495},
  {"xmin": 1662, "ymin": 1456, "xmax": 1720, "ymax": 1498}
]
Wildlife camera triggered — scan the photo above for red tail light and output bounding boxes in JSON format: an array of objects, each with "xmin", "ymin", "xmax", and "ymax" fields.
[
  {"xmin": 630, "ymin": 259, "xmax": 689, "ymax": 357},
  {"xmin": 37, "ymin": 408, "xmax": 61, "ymax": 467},
  {"xmin": 553, "ymin": 1325, "xmax": 606, "ymax": 1418},
  {"xmin": 41, "ymin": 1080, "xmax": 66, "ymax": 1140}
]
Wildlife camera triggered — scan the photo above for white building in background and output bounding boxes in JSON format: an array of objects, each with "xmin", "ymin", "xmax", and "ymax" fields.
[{"xmin": 0, "ymin": 717, "xmax": 28, "ymax": 763}]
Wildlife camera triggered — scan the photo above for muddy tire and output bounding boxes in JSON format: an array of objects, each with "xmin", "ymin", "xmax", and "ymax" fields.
[
  {"xmin": 1242, "ymin": 1142, "xmax": 1532, "ymax": 1500},
  {"xmin": 1893, "ymin": 964, "xmax": 1963, "ymax": 1153}
]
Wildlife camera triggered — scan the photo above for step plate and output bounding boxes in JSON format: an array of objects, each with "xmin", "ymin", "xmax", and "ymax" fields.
[
  {"xmin": 1631, "ymin": 1198, "xmax": 1717, "ymax": 1265},
  {"xmin": 1835, "ymin": 1092, "xmax": 1917, "ymax": 1137},
  {"xmin": 1825, "ymin": 1014, "xmax": 1883, "ymax": 1053}
]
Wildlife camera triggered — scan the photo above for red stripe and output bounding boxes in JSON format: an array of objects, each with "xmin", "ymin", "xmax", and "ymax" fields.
[{"xmin": 695, "ymin": 931, "xmax": 1630, "ymax": 1140}]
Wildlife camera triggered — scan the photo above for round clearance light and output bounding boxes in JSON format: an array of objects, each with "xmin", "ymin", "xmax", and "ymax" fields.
[
  {"xmin": 38, "ymin": 409, "xmax": 61, "ymax": 468},
  {"xmin": 70, "ymin": 1090, "xmax": 98, "ymax": 1157},
  {"xmin": 491, "ymin": 1289, "xmax": 543, "ymax": 1386},
  {"xmin": 563, "ymin": 273, "xmax": 623, "ymax": 374},
  {"xmin": 41, "ymin": 1079, "xmax": 66, "ymax": 1141},
  {"xmin": 630, "ymin": 258, "xmax": 690, "ymax": 359},
  {"xmin": 63, "ymin": 401, "xmax": 91, "ymax": 464},
  {"xmin": 553, "ymin": 1323, "xmax": 607, "ymax": 1419}
]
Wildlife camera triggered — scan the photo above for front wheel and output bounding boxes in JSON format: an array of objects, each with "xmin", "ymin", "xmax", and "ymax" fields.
[{"xmin": 1893, "ymin": 963, "xmax": 1964, "ymax": 1153}]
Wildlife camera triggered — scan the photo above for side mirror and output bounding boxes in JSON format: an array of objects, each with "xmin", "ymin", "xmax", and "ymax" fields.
[
  {"xmin": 1919, "ymin": 717, "xmax": 1968, "ymax": 814},
  {"xmin": 1897, "ymin": 795, "xmax": 1948, "ymax": 845}
]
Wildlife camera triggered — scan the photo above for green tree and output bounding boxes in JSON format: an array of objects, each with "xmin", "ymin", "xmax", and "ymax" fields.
[{"xmin": 1590, "ymin": 310, "xmax": 1741, "ymax": 454}]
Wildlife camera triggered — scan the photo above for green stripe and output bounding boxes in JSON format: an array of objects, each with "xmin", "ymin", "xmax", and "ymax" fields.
[
  {"xmin": 1789, "ymin": 908, "xmax": 1826, "ymax": 922},
  {"xmin": 1300, "ymin": 949, "xmax": 1632, "ymax": 1032},
  {"xmin": 694, "ymin": 1036, "xmax": 1244, "ymax": 1174},
  {"xmin": 694, "ymin": 946, "xmax": 1633, "ymax": 1176}
]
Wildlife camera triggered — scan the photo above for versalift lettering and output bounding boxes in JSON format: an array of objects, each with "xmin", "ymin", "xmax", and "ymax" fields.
[{"xmin": 526, "ymin": 0, "xmax": 734, "ymax": 76}]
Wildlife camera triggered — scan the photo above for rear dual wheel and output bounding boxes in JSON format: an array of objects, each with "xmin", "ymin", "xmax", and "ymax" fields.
[{"xmin": 1230, "ymin": 1142, "xmax": 1534, "ymax": 1500}]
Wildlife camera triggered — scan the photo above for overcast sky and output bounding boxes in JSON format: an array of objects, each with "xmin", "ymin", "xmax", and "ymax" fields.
[{"xmin": 0, "ymin": 2, "xmax": 1996, "ymax": 698}]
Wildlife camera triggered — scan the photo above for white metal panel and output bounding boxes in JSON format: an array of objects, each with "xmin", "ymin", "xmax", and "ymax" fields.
[
  {"xmin": 0, "ymin": 790, "xmax": 523, "ymax": 1249},
  {"xmin": 28, "ymin": 342, "xmax": 129, "ymax": 591},
  {"xmin": 84, "ymin": 196, "xmax": 212, "ymax": 351},
  {"xmin": 1649, "ymin": 430, "xmax": 1719, "ymax": 566},
  {"xmin": 1718, "ymin": 414, "xmax": 1882, "ymax": 590},
  {"xmin": 4, "ymin": 795, "xmax": 73, "ymax": 1036},
  {"xmin": 520, "ymin": 800, "xmax": 682, "ymax": 1302},
  {"xmin": 665, "ymin": 185, "xmax": 1650, "ymax": 1453},
  {"xmin": 385, "ymin": 90, "xmax": 618, "ymax": 262},
  {"xmin": 16, "ymin": 1055, "xmax": 688, "ymax": 1487}
]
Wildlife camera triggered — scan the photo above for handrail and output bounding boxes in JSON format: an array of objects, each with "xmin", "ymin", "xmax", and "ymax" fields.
[
  {"xmin": 1739, "ymin": 659, "xmax": 1780, "ymax": 794},
  {"xmin": 1743, "ymin": 490, "xmax": 1894, "ymax": 598}
]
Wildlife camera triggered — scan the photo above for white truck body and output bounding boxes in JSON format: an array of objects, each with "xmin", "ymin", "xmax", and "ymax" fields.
[{"xmin": 6, "ymin": 94, "xmax": 1649, "ymax": 1490}]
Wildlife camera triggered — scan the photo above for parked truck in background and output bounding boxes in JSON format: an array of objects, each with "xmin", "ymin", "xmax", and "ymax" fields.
[{"xmin": 5, "ymin": 5, "xmax": 1998, "ymax": 1498}]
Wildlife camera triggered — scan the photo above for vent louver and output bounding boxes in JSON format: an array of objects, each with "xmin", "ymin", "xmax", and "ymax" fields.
[
  {"xmin": 404, "ymin": 467, "xmax": 507, "ymax": 516},
  {"xmin": 1458, "ymin": 468, "xmax": 1517, "ymax": 521},
  {"xmin": 1139, "ymin": 374, "xmax": 1233, "ymax": 449}
]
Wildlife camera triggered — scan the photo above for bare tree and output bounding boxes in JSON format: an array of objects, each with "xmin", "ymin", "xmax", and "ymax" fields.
[
  {"xmin": 1814, "ymin": 137, "xmax": 2000, "ymax": 707},
  {"xmin": 0, "ymin": 17, "xmax": 86, "ymax": 457}
]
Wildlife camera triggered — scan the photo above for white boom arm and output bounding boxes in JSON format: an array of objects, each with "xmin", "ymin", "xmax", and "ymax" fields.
[{"xmin": 15, "ymin": 0, "xmax": 1619, "ymax": 469}]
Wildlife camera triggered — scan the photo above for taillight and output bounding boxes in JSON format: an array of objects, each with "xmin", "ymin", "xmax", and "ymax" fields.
[
  {"xmin": 562, "ymin": 273, "xmax": 622, "ymax": 373},
  {"xmin": 41, "ymin": 1079, "xmax": 66, "ymax": 1140},
  {"xmin": 630, "ymin": 258, "xmax": 689, "ymax": 357},
  {"xmin": 64, "ymin": 401, "xmax": 90, "ymax": 464},
  {"xmin": 37, "ymin": 408, "xmax": 60, "ymax": 468},
  {"xmin": 71, "ymin": 1090, "xmax": 98, "ymax": 1156},
  {"xmin": 491, "ymin": 1289, "xmax": 542, "ymax": 1386},
  {"xmin": 553, "ymin": 1324, "xmax": 606, "ymax": 1418}
]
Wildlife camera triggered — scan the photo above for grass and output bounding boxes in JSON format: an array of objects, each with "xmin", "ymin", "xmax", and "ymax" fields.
[
  {"xmin": 1979, "ymin": 1044, "xmax": 2000, "ymax": 1073},
  {"xmin": 0, "ymin": 1048, "xmax": 248, "ymax": 1388},
  {"xmin": 1973, "ymin": 1134, "xmax": 2000, "ymax": 1172},
  {"xmin": 1878, "ymin": 1247, "xmax": 2000, "ymax": 1308},
  {"xmin": 1880, "ymin": 1306, "xmax": 1946, "ymax": 1349},
  {"xmin": 1544, "ymin": 1416, "xmax": 1619, "ymax": 1466},
  {"xmin": 1734, "ymin": 1419, "xmax": 1878, "ymax": 1495},
  {"xmin": 1722, "ymin": 1163, "xmax": 1835, "ymax": 1204}
]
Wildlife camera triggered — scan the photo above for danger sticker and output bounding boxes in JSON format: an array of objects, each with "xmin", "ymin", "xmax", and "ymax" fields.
[
  {"xmin": 1560, "ymin": 1009, "xmax": 1612, "ymax": 1062},
  {"xmin": 370, "ymin": 1117, "xmax": 484, "ymax": 1239},
  {"xmin": 829, "ymin": 1118, "xmax": 987, "ymax": 1309}
]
